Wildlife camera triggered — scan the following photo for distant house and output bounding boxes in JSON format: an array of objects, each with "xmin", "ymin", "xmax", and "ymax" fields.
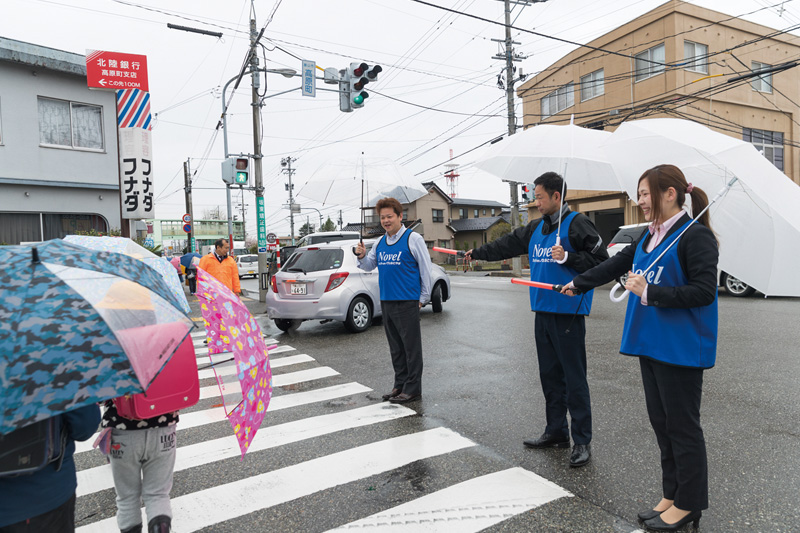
[
  {"xmin": 0, "ymin": 37, "xmax": 121, "ymax": 244},
  {"xmin": 346, "ymin": 182, "xmax": 509, "ymax": 261}
]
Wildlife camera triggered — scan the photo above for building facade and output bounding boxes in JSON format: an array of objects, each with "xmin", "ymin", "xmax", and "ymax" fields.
[
  {"xmin": 146, "ymin": 218, "xmax": 245, "ymax": 256},
  {"xmin": 517, "ymin": 0, "xmax": 800, "ymax": 234},
  {"xmin": 0, "ymin": 37, "xmax": 121, "ymax": 244}
]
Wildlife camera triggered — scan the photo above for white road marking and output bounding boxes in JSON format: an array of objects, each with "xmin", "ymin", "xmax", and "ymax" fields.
[
  {"xmin": 198, "ymin": 366, "xmax": 339, "ymax": 400},
  {"xmin": 197, "ymin": 354, "xmax": 314, "ymax": 380},
  {"xmin": 327, "ymin": 467, "xmax": 572, "ymax": 532},
  {"xmin": 76, "ymin": 428, "xmax": 475, "ymax": 533},
  {"xmin": 74, "ymin": 382, "xmax": 371, "ymax": 455},
  {"xmin": 76, "ymin": 403, "xmax": 416, "ymax": 497}
]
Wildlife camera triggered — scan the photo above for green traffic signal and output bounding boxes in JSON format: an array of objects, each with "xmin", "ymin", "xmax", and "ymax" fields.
[
  {"xmin": 353, "ymin": 94, "xmax": 364, "ymax": 105},
  {"xmin": 235, "ymin": 171, "xmax": 248, "ymax": 184}
]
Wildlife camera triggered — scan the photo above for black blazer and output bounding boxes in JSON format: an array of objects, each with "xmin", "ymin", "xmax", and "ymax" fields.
[{"xmin": 572, "ymin": 213, "xmax": 718, "ymax": 309}]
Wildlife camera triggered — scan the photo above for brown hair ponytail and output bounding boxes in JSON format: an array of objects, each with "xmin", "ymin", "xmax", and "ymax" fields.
[{"xmin": 638, "ymin": 164, "xmax": 713, "ymax": 234}]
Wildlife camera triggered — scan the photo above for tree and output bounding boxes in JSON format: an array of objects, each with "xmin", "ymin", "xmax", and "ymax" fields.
[
  {"xmin": 202, "ymin": 206, "xmax": 224, "ymax": 220},
  {"xmin": 299, "ymin": 222, "xmax": 315, "ymax": 237},
  {"xmin": 488, "ymin": 221, "xmax": 512, "ymax": 243},
  {"xmin": 320, "ymin": 217, "xmax": 336, "ymax": 232}
]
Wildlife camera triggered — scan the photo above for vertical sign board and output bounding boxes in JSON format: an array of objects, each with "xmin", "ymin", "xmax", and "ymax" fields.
[
  {"xmin": 256, "ymin": 197, "xmax": 267, "ymax": 254},
  {"xmin": 302, "ymin": 60, "xmax": 316, "ymax": 97},
  {"xmin": 86, "ymin": 50, "xmax": 153, "ymax": 220}
]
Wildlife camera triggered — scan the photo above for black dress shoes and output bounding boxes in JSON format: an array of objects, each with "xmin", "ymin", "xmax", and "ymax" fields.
[
  {"xmin": 523, "ymin": 433, "xmax": 570, "ymax": 449},
  {"xmin": 569, "ymin": 444, "xmax": 591, "ymax": 467},
  {"xmin": 637, "ymin": 509, "xmax": 663, "ymax": 522},
  {"xmin": 389, "ymin": 393, "xmax": 421, "ymax": 404},
  {"xmin": 644, "ymin": 510, "xmax": 701, "ymax": 531},
  {"xmin": 381, "ymin": 388, "xmax": 402, "ymax": 401}
]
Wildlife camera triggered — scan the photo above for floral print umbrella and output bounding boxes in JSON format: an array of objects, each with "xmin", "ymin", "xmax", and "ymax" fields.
[{"xmin": 196, "ymin": 268, "xmax": 272, "ymax": 459}]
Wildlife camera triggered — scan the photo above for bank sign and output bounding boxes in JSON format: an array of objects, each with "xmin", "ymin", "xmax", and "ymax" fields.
[{"xmin": 85, "ymin": 50, "xmax": 149, "ymax": 92}]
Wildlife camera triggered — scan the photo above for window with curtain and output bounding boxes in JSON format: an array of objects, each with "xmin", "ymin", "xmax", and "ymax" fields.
[
  {"xmin": 684, "ymin": 41, "xmax": 708, "ymax": 74},
  {"xmin": 38, "ymin": 97, "xmax": 104, "ymax": 150},
  {"xmin": 458, "ymin": 208, "xmax": 467, "ymax": 219},
  {"xmin": 751, "ymin": 61, "xmax": 772, "ymax": 93},
  {"xmin": 634, "ymin": 44, "xmax": 666, "ymax": 82},
  {"xmin": 580, "ymin": 69, "xmax": 604, "ymax": 101},
  {"xmin": 438, "ymin": 239, "xmax": 449, "ymax": 248},
  {"xmin": 541, "ymin": 82, "xmax": 574, "ymax": 119},
  {"xmin": 473, "ymin": 209, "xmax": 479, "ymax": 217},
  {"xmin": 432, "ymin": 209, "xmax": 444, "ymax": 223}
]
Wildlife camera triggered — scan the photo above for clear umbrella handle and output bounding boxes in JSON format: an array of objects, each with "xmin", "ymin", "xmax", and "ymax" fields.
[{"xmin": 609, "ymin": 282, "xmax": 629, "ymax": 303}]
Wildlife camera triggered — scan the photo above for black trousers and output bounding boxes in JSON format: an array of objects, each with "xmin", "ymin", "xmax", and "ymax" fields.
[
  {"xmin": 534, "ymin": 312, "xmax": 592, "ymax": 445},
  {"xmin": 381, "ymin": 300, "xmax": 423, "ymax": 396},
  {"xmin": 640, "ymin": 357, "xmax": 708, "ymax": 511},
  {"xmin": 1, "ymin": 493, "xmax": 75, "ymax": 533}
]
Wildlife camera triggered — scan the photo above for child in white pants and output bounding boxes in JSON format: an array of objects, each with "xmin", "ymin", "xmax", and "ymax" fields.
[{"xmin": 102, "ymin": 402, "xmax": 178, "ymax": 533}]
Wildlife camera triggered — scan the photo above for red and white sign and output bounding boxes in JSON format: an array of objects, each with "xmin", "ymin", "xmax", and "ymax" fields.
[
  {"xmin": 182, "ymin": 214, "xmax": 192, "ymax": 224},
  {"xmin": 85, "ymin": 50, "xmax": 149, "ymax": 92}
]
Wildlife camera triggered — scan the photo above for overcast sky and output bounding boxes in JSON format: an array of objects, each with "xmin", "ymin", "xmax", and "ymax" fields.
[{"xmin": 3, "ymin": 0, "xmax": 798, "ymax": 237}]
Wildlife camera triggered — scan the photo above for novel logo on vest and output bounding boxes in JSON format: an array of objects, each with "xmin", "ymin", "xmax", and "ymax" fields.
[
  {"xmin": 378, "ymin": 251, "xmax": 403, "ymax": 266},
  {"xmin": 631, "ymin": 265, "xmax": 665, "ymax": 285},
  {"xmin": 530, "ymin": 244, "xmax": 555, "ymax": 264}
]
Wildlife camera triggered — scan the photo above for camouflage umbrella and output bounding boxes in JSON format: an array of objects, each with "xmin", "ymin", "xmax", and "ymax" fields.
[{"xmin": 0, "ymin": 239, "xmax": 194, "ymax": 435}]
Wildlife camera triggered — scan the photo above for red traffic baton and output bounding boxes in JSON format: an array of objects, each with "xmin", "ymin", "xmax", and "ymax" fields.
[
  {"xmin": 510, "ymin": 277, "xmax": 581, "ymax": 294},
  {"xmin": 432, "ymin": 246, "xmax": 466, "ymax": 257}
]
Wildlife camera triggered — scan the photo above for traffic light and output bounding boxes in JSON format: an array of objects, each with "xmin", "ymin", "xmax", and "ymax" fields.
[
  {"xmin": 521, "ymin": 184, "xmax": 534, "ymax": 203},
  {"xmin": 222, "ymin": 157, "xmax": 249, "ymax": 185},
  {"xmin": 347, "ymin": 62, "xmax": 382, "ymax": 109}
]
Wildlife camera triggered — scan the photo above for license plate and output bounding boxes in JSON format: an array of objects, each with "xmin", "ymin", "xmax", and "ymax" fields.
[
  {"xmin": 290, "ymin": 283, "xmax": 306, "ymax": 295},
  {"xmin": 248, "ymin": 270, "xmax": 255, "ymax": 274}
]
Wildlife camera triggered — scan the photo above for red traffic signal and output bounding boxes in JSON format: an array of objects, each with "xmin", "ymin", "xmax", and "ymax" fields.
[{"xmin": 353, "ymin": 62, "xmax": 368, "ymax": 77}]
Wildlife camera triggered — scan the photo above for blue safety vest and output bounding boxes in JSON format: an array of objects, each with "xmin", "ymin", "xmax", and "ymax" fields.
[
  {"xmin": 620, "ymin": 220, "xmax": 718, "ymax": 368},
  {"xmin": 528, "ymin": 212, "xmax": 593, "ymax": 315},
  {"xmin": 376, "ymin": 229, "xmax": 421, "ymax": 301}
]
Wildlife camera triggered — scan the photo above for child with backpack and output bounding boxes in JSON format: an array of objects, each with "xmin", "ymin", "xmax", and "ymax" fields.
[
  {"xmin": 102, "ymin": 402, "xmax": 178, "ymax": 533},
  {"xmin": 0, "ymin": 404, "xmax": 101, "ymax": 533}
]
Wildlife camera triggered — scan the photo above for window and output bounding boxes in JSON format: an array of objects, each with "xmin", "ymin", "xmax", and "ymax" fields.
[
  {"xmin": 458, "ymin": 208, "xmax": 467, "ymax": 219},
  {"xmin": 541, "ymin": 82, "xmax": 574, "ymax": 119},
  {"xmin": 743, "ymin": 128, "xmax": 783, "ymax": 170},
  {"xmin": 432, "ymin": 209, "xmax": 444, "ymax": 223},
  {"xmin": 473, "ymin": 209, "xmax": 479, "ymax": 218},
  {"xmin": 491, "ymin": 208, "xmax": 496, "ymax": 216},
  {"xmin": 0, "ymin": 97, "xmax": 3, "ymax": 144},
  {"xmin": 751, "ymin": 61, "xmax": 772, "ymax": 93},
  {"xmin": 482, "ymin": 209, "xmax": 486, "ymax": 215},
  {"xmin": 425, "ymin": 240, "xmax": 434, "ymax": 249},
  {"xmin": 684, "ymin": 41, "xmax": 708, "ymax": 74},
  {"xmin": 402, "ymin": 209, "xmax": 408, "ymax": 221},
  {"xmin": 38, "ymin": 97, "xmax": 104, "ymax": 150},
  {"xmin": 634, "ymin": 44, "xmax": 665, "ymax": 82},
  {"xmin": 580, "ymin": 69, "xmax": 604, "ymax": 101},
  {"xmin": 438, "ymin": 239, "xmax": 450, "ymax": 248}
]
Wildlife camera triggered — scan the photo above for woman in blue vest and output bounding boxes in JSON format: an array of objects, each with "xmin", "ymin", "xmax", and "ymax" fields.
[{"xmin": 565, "ymin": 164, "xmax": 718, "ymax": 532}]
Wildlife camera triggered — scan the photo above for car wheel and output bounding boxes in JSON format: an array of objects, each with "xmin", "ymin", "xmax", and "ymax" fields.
[
  {"xmin": 722, "ymin": 272, "xmax": 755, "ymax": 297},
  {"xmin": 344, "ymin": 296, "xmax": 372, "ymax": 333},
  {"xmin": 274, "ymin": 318, "xmax": 299, "ymax": 332},
  {"xmin": 431, "ymin": 283, "xmax": 443, "ymax": 313}
]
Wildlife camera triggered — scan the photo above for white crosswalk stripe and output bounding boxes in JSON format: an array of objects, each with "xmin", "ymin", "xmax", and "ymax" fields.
[{"xmin": 74, "ymin": 338, "xmax": 585, "ymax": 532}]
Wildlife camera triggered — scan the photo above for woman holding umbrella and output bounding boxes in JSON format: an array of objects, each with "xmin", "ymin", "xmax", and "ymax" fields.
[{"xmin": 563, "ymin": 164, "xmax": 718, "ymax": 531}]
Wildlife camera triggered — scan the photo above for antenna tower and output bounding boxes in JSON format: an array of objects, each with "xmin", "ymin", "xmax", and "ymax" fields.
[{"xmin": 444, "ymin": 149, "xmax": 460, "ymax": 198}]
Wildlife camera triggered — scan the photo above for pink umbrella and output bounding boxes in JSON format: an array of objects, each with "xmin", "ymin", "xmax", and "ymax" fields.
[
  {"xmin": 195, "ymin": 267, "xmax": 272, "ymax": 459},
  {"xmin": 169, "ymin": 256, "xmax": 182, "ymax": 272}
]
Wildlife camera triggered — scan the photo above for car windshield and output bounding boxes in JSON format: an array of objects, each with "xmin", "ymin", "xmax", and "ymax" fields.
[
  {"xmin": 283, "ymin": 248, "xmax": 344, "ymax": 273},
  {"xmin": 239, "ymin": 255, "xmax": 257, "ymax": 263},
  {"xmin": 610, "ymin": 226, "xmax": 648, "ymax": 245}
]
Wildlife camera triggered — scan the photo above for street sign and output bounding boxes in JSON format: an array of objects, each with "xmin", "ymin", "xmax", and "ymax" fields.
[
  {"xmin": 258, "ymin": 246, "xmax": 267, "ymax": 254},
  {"xmin": 256, "ymin": 197, "xmax": 267, "ymax": 251},
  {"xmin": 144, "ymin": 237, "xmax": 154, "ymax": 248},
  {"xmin": 266, "ymin": 232, "xmax": 277, "ymax": 244},
  {"xmin": 85, "ymin": 50, "xmax": 149, "ymax": 91},
  {"xmin": 302, "ymin": 60, "xmax": 316, "ymax": 97},
  {"xmin": 190, "ymin": 236, "xmax": 196, "ymax": 253},
  {"xmin": 182, "ymin": 214, "xmax": 192, "ymax": 223},
  {"xmin": 183, "ymin": 223, "xmax": 192, "ymax": 234}
]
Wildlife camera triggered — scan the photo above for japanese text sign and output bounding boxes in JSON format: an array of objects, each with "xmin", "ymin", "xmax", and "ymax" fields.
[
  {"xmin": 86, "ymin": 50, "xmax": 149, "ymax": 92},
  {"xmin": 302, "ymin": 60, "xmax": 316, "ymax": 97},
  {"xmin": 119, "ymin": 128, "xmax": 154, "ymax": 219}
]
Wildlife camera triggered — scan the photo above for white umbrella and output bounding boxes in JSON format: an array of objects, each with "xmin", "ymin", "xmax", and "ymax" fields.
[
  {"xmin": 474, "ymin": 122, "xmax": 624, "ymax": 244},
  {"xmin": 299, "ymin": 157, "xmax": 428, "ymax": 207},
  {"xmin": 603, "ymin": 118, "xmax": 800, "ymax": 297}
]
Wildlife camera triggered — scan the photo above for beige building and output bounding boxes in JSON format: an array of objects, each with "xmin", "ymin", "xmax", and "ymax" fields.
[{"xmin": 517, "ymin": 0, "xmax": 800, "ymax": 240}]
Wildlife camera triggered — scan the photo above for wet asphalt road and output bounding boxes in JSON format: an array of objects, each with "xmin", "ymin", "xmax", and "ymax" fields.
[{"xmin": 245, "ymin": 273, "xmax": 800, "ymax": 532}]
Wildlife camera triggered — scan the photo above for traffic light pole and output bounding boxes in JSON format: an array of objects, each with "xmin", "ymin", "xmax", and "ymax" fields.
[
  {"xmin": 281, "ymin": 157, "xmax": 296, "ymax": 245},
  {"xmin": 249, "ymin": 18, "xmax": 268, "ymax": 303}
]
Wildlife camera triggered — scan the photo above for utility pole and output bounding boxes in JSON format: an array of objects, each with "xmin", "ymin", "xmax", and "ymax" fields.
[
  {"xmin": 183, "ymin": 159, "xmax": 195, "ymax": 253},
  {"xmin": 250, "ymin": 17, "xmax": 268, "ymax": 303},
  {"xmin": 492, "ymin": 0, "xmax": 535, "ymax": 276},
  {"xmin": 338, "ymin": 210, "xmax": 343, "ymax": 230},
  {"xmin": 281, "ymin": 156, "xmax": 297, "ymax": 245}
]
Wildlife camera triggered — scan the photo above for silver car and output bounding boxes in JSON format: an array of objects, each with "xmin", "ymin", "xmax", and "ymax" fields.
[{"xmin": 266, "ymin": 239, "xmax": 451, "ymax": 333}]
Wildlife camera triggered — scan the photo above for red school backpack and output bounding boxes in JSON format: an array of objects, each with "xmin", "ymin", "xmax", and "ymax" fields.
[{"xmin": 114, "ymin": 334, "xmax": 200, "ymax": 419}]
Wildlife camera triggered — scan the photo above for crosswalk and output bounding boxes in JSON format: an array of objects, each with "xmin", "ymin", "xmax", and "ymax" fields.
[{"xmin": 73, "ymin": 329, "xmax": 618, "ymax": 532}]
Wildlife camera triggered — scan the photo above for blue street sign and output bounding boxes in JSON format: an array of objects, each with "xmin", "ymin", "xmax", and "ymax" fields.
[{"xmin": 302, "ymin": 60, "xmax": 316, "ymax": 97}]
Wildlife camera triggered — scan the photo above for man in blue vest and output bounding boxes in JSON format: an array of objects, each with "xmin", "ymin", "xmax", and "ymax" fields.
[
  {"xmin": 466, "ymin": 172, "xmax": 608, "ymax": 467},
  {"xmin": 355, "ymin": 197, "xmax": 432, "ymax": 404}
]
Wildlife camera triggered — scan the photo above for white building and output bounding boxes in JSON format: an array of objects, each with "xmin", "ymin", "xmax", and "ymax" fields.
[{"xmin": 0, "ymin": 37, "xmax": 121, "ymax": 244}]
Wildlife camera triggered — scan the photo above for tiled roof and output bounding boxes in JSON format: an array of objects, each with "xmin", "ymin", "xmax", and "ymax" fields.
[
  {"xmin": 449, "ymin": 216, "xmax": 505, "ymax": 232},
  {"xmin": 450, "ymin": 198, "xmax": 508, "ymax": 208}
]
